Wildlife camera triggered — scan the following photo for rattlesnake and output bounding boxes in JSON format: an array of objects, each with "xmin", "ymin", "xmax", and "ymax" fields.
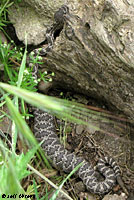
[{"xmin": 30, "ymin": 5, "xmax": 126, "ymax": 195}]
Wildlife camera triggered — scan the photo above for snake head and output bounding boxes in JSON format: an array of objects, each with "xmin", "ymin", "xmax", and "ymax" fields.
[
  {"xmin": 54, "ymin": 5, "xmax": 69, "ymax": 24},
  {"xmin": 61, "ymin": 5, "xmax": 69, "ymax": 14}
]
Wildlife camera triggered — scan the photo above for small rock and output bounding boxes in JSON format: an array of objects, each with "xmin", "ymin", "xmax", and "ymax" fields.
[
  {"xmin": 74, "ymin": 181, "xmax": 86, "ymax": 193},
  {"xmin": 38, "ymin": 81, "xmax": 53, "ymax": 94},
  {"xmin": 9, "ymin": 3, "xmax": 46, "ymax": 45},
  {"xmin": 79, "ymin": 192, "xmax": 97, "ymax": 200},
  {"xmin": 75, "ymin": 124, "xmax": 85, "ymax": 135},
  {"xmin": 0, "ymin": 30, "xmax": 7, "ymax": 43},
  {"xmin": 48, "ymin": 188, "xmax": 69, "ymax": 200},
  {"xmin": 102, "ymin": 193, "xmax": 127, "ymax": 200}
]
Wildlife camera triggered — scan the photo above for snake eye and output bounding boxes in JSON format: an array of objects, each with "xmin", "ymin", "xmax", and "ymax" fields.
[{"xmin": 61, "ymin": 5, "xmax": 69, "ymax": 14}]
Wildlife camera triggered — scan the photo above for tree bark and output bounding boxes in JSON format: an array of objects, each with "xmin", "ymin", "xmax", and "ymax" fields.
[{"xmin": 9, "ymin": 0, "xmax": 134, "ymax": 119}]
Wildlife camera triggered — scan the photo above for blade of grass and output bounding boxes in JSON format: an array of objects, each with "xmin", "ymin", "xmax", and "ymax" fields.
[
  {"xmin": 27, "ymin": 164, "xmax": 73, "ymax": 200},
  {"xmin": 5, "ymin": 96, "xmax": 36, "ymax": 145},
  {"xmin": 0, "ymin": 0, "xmax": 13, "ymax": 16},
  {"xmin": 16, "ymin": 47, "xmax": 27, "ymax": 88},
  {"xmin": 5, "ymin": 95, "xmax": 51, "ymax": 168},
  {"xmin": 0, "ymin": 83, "xmax": 91, "ymax": 126},
  {"xmin": 33, "ymin": 179, "xmax": 40, "ymax": 200},
  {"xmin": 12, "ymin": 45, "xmax": 27, "ymax": 154},
  {"xmin": 0, "ymin": 83, "xmax": 111, "ymax": 133},
  {"xmin": 0, "ymin": 141, "xmax": 25, "ymax": 197},
  {"xmin": 50, "ymin": 162, "xmax": 83, "ymax": 200},
  {"xmin": 0, "ymin": 83, "xmax": 130, "ymax": 142}
]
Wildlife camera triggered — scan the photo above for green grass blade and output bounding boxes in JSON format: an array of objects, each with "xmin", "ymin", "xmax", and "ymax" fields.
[
  {"xmin": 17, "ymin": 47, "xmax": 27, "ymax": 88},
  {"xmin": 0, "ymin": 83, "xmax": 90, "ymax": 126},
  {"xmin": 33, "ymin": 179, "xmax": 40, "ymax": 200},
  {"xmin": 5, "ymin": 95, "xmax": 51, "ymax": 168},
  {"xmin": 5, "ymin": 96, "xmax": 37, "ymax": 146},
  {"xmin": 0, "ymin": 141, "xmax": 25, "ymax": 197},
  {"xmin": 50, "ymin": 162, "xmax": 83, "ymax": 200},
  {"xmin": 12, "ymin": 45, "xmax": 27, "ymax": 153},
  {"xmin": 27, "ymin": 164, "xmax": 73, "ymax": 200},
  {"xmin": 0, "ymin": 82, "xmax": 127, "ymax": 136}
]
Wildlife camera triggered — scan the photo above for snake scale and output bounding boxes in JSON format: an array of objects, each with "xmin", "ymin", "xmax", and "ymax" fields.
[{"xmin": 30, "ymin": 5, "xmax": 125, "ymax": 195}]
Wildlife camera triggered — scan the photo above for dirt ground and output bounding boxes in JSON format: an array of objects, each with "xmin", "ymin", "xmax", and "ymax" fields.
[{"xmin": 1, "ymin": 88, "xmax": 134, "ymax": 200}]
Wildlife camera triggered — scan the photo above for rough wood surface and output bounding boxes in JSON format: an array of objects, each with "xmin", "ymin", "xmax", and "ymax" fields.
[
  {"xmin": 41, "ymin": 0, "xmax": 134, "ymax": 119},
  {"xmin": 9, "ymin": 0, "xmax": 134, "ymax": 119}
]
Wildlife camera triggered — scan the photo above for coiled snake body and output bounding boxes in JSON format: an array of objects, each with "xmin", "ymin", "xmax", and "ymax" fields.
[{"xmin": 31, "ymin": 5, "xmax": 125, "ymax": 195}]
